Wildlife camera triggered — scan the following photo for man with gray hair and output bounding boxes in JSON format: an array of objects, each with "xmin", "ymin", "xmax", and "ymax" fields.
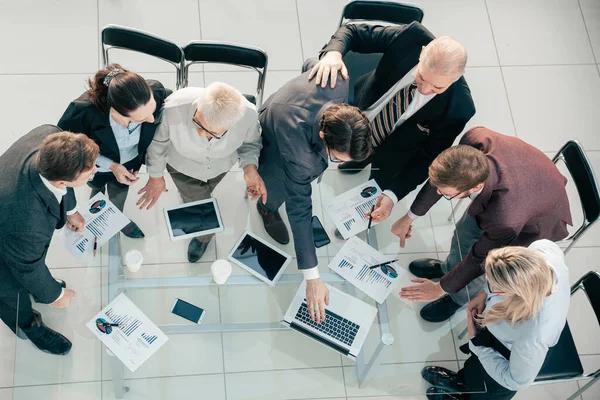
[
  {"xmin": 309, "ymin": 22, "xmax": 475, "ymax": 222},
  {"xmin": 138, "ymin": 82, "xmax": 265, "ymax": 262}
]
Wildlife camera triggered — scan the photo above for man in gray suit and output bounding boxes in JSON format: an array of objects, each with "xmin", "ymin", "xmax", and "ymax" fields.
[
  {"xmin": 0, "ymin": 125, "xmax": 99, "ymax": 355},
  {"xmin": 257, "ymin": 60, "xmax": 372, "ymax": 323}
]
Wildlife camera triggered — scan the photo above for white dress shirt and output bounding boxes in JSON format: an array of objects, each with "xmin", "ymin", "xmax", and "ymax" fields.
[
  {"xmin": 469, "ymin": 240, "xmax": 570, "ymax": 391},
  {"xmin": 365, "ymin": 66, "xmax": 436, "ymax": 204},
  {"xmin": 146, "ymin": 87, "xmax": 262, "ymax": 181},
  {"xmin": 96, "ymin": 109, "xmax": 141, "ymax": 172},
  {"xmin": 39, "ymin": 174, "xmax": 78, "ymax": 301}
]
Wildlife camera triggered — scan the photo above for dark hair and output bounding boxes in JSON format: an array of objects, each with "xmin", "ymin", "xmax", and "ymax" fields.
[
  {"xmin": 429, "ymin": 145, "xmax": 490, "ymax": 192},
  {"xmin": 319, "ymin": 104, "xmax": 372, "ymax": 161},
  {"xmin": 87, "ymin": 63, "xmax": 152, "ymax": 116},
  {"xmin": 36, "ymin": 132, "xmax": 99, "ymax": 181}
]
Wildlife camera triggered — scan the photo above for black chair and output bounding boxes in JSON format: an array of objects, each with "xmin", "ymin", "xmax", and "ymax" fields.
[
  {"xmin": 102, "ymin": 25, "xmax": 185, "ymax": 89},
  {"xmin": 183, "ymin": 41, "xmax": 268, "ymax": 108},
  {"xmin": 338, "ymin": 1, "xmax": 424, "ymax": 104},
  {"xmin": 553, "ymin": 140, "xmax": 600, "ymax": 253},
  {"xmin": 531, "ymin": 271, "xmax": 600, "ymax": 399}
]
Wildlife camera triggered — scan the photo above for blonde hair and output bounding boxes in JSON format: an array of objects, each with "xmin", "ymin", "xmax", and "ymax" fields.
[
  {"xmin": 479, "ymin": 246, "xmax": 554, "ymax": 327},
  {"xmin": 420, "ymin": 36, "xmax": 467, "ymax": 78},
  {"xmin": 196, "ymin": 82, "xmax": 246, "ymax": 131}
]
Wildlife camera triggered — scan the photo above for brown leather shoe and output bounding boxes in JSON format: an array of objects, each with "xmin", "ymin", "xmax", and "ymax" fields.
[{"xmin": 256, "ymin": 203, "xmax": 290, "ymax": 245}]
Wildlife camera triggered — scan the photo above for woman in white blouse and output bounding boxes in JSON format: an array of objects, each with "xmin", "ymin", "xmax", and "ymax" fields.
[
  {"xmin": 137, "ymin": 82, "xmax": 266, "ymax": 263},
  {"xmin": 421, "ymin": 239, "xmax": 570, "ymax": 400}
]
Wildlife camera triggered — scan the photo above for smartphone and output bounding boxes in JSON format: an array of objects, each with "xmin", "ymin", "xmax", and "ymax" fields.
[
  {"xmin": 170, "ymin": 298, "xmax": 205, "ymax": 324},
  {"xmin": 311, "ymin": 215, "xmax": 331, "ymax": 248}
]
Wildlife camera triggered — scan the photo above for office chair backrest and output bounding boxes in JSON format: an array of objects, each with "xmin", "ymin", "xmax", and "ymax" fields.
[
  {"xmin": 102, "ymin": 25, "xmax": 185, "ymax": 89},
  {"xmin": 338, "ymin": 1, "xmax": 424, "ymax": 105},
  {"xmin": 183, "ymin": 41, "xmax": 268, "ymax": 107},
  {"xmin": 576, "ymin": 271, "xmax": 600, "ymax": 327}
]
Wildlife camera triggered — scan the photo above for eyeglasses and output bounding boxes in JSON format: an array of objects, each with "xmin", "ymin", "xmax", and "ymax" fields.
[
  {"xmin": 487, "ymin": 280, "xmax": 506, "ymax": 295},
  {"xmin": 326, "ymin": 147, "xmax": 344, "ymax": 164},
  {"xmin": 438, "ymin": 189, "xmax": 464, "ymax": 201},
  {"xmin": 192, "ymin": 116, "xmax": 228, "ymax": 140}
]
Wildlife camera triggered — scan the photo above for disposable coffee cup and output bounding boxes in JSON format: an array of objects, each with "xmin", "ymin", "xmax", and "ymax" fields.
[
  {"xmin": 211, "ymin": 259, "xmax": 232, "ymax": 284},
  {"xmin": 125, "ymin": 250, "xmax": 143, "ymax": 273}
]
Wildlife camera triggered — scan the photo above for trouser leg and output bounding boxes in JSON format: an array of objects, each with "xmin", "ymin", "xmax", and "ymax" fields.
[
  {"xmin": 0, "ymin": 290, "xmax": 35, "ymax": 335},
  {"xmin": 441, "ymin": 211, "xmax": 485, "ymax": 305},
  {"xmin": 106, "ymin": 180, "xmax": 129, "ymax": 212},
  {"xmin": 459, "ymin": 355, "xmax": 517, "ymax": 400}
]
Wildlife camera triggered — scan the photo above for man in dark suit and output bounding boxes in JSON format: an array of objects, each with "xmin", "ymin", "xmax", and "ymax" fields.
[
  {"xmin": 395, "ymin": 127, "xmax": 572, "ymax": 322},
  {"xmin": 257, "ymin": 60, "xmax": 372, "ymax": 324},
  {"xmin": 0, "ymin": 125, "xmax": 99, "ymax": 354},
  {"xmin": 309, "ymin": 22, "xmax": 475, "ymax": 218}
]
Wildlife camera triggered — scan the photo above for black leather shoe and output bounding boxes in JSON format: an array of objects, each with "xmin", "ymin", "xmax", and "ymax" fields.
[
  {"xmin": 188, "ymin": 237, "xmax": 210, "ymax": 263},
  {"xmin": 32, "ymin": 279, "xmax": 66, "ymax": 304},
  {"xmin": 422, "ymin": 366, "xmax": 467, "ymax": 394},
  {"xmin": 420, "ymin": 295, "xmax": 461, "ymax": 323},
  {"xmin": 338, "ymin": 158, "xmax": 371, "ymax": 174},
  {"xmin": 256, "ymin": 203, "xmax": 290, "ymax": 245},
  {"xmin": 121, "ymin": 221, "xmax": 145, "ymax": 239},
  {"xmin": 409, "ymin": 258, "xmax": 444, "ymax": 279},
  {"xmin": 22, "ymin": 311, "xmax": 72, "ymax": 355},
  {"xmin": 426, "ymin": 387, "xmax": 466, "ymax": 400}
]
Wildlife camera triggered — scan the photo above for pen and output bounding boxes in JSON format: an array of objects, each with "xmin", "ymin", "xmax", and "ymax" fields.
[
  {"xmin": 369, "ymin": 259, "xmax": 399, "ymax": 269},
  {"xmin": 102, "ymin": 323, "xmax": 121, "ymax": 328},
  {"xmin": 93, "ymin": 236, "xmax": 98, "ymax": 257},
  {"xmin": 367, "ymin": 204, "xmax": 376, "ymax": 230}
]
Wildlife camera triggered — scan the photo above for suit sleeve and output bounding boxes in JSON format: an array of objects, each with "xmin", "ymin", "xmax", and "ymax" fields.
[
  {"xmin": 57, "ymin": 102, "xmax": 87, "ymax": 134},
  {"xmin": 146, "ymin": 110, "xmax": 170, "ymax": 178},
  {"xmin": 319, "ymin": 24, "xmax": 408, "ymax": 56},
  {"xmin": 440, "ymin": 225, "xmax": 520, "ymax": 293},
  {"xmin": 1, "ymin": 232, "xmax": 62, "ymax": 304}
]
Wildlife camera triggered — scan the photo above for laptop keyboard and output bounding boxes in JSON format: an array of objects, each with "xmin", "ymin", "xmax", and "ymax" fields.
[{"xmin": 294, "ymin": 301, "xmax": 360, "ymax": 347}]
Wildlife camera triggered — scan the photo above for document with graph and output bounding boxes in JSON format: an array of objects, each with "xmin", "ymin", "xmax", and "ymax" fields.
[
  {"xmin": 62, "ymin": 192, "xmax": 130, "ymax": 260},
  {"xmin": 326, "ymin": 179, "xmax": 382, "ymax": 240},
  {"xmin": 86, "ymin": 293, "xmax": 168, "ymax": 372},
  {"xmin": 329, "ymin": 236, "xmax": 403, "ymax": 303}
]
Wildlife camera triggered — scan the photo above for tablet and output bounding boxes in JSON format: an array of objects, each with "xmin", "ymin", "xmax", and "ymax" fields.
[
  {"xmin": 163, "ymin": 198, "xmax": 224, "ymax": 241},
  {"xmin": 227, "ymin": 231, "xmax": 292, "ymax": 286}
]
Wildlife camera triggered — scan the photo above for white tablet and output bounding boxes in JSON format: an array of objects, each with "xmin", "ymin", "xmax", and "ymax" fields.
[
  {"xmin": 227, "ymin": 231, "xmax": 292, "ymax": 286},
  {"xmin": 163, "ymin": 198, "xmax": 224, "ymax": 241}
]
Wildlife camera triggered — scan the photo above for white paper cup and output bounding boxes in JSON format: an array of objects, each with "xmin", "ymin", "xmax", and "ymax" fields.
[
  {"xmin": 211, "ymin": 259, "xmax": 232, "ymax": 284},
  {"xmin": 125, "ymin": 250, "xmax": 143, "ymax": 273}
]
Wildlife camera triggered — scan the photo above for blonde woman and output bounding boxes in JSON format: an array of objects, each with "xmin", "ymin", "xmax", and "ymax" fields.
[{"xmin": 421, "ymin": 239, "xmax": 570, "ymax": 400}]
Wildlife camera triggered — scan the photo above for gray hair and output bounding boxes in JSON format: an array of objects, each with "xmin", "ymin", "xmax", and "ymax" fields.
[
  {"xmin": 420, "ymin": 36, "xmax": 467, "ymax": 78},
  {"xmin": 196, "ymin": 82, "xmax": 246, "ymax": 130}
]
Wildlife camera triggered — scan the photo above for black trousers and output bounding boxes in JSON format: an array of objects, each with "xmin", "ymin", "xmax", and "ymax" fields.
[
  {"xmin": 0, "ymin": 289, "xmax": 35, "ymax": 335},
  {"xmin": 88, "ymin": 157, "xmax": 142, "ymax": 212},
  {"xmin": 458, "ymin": 328, "xmax": 517, "ymax": 400}
]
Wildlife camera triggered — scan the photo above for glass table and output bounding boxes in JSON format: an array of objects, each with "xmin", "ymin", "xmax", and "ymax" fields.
[{"xmin": 10, "ymin": 168, "xmax": 485, "ymax": 399}]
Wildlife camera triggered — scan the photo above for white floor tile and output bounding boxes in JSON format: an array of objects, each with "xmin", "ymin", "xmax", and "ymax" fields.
[
  {"xmin": 0, "ymin": 323, "xmax": 15, "ymax": 388},
  {"xmin": 581, "ymin": 0, "xmax": 600, "ymax": 61},
  {"xmin": 199, "ymin": 0, "xmax": 303, "ymax": 71},
  {"xmin": 344, "ymin": 361, "xmax": 459, "ymax": 397},
  {"xmin": 567, "ymin": 289, "xmax": 600, "ymax": 357},
  {"xmin": 0, "ymin": 0, "xmax": 98, "ymax": 74},
  {"xmin": 578, "ymin": 354, "xmax": 600, "ymax": 400},
  {"xmin": 225, "ymin": 367, "xmax": 346, "ymax": 400},
  {"xmin": 13, "ymin": 382, "xmax": 101, "ymax": 400},
  {"xmin": 13, "ymin": 268, "xmax": 102, "ymax": 386},
  {"xmin": 418, "ymin": 0, "xmax": 499, "ymax": 67},
  {"xmin": 0, "ymin": 389, "xmax": 11, "ymax": 400},
  {"xmin": 463, "ymin": 67, "xmax": 515, "ymax": 136},
  {"xmin": 487, "ymin": 0, "xmax": 595, "ymax": 66},
  {"xmin": 99, "ymin": 0, "xmax": 200, "ymax": 73},
  {"xmin": 222, "ymin": 330, "xmax": 342, "ymax": 373},
  {"xmin": 219, "ymin": 283, "xmax": 298, "ymax": 324},
  {"xmin": 296, "ymin": 0, "xmax": 348, "ymax": 59},
  {"xmin": 503, "ymin": 65, "xmax": 600, "ymax": 152},
  {"xmin": 514, "ymin": 380, "xmax": 580, "ymax": 400},
  {"xmin": 102, "ymin": 374, "xmax": 226, "ymax": 400}
]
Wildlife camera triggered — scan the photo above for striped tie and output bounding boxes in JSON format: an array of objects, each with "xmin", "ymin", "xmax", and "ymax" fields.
[{"xmin": 370, "ymin": 82, "xmax": 417, "ymax": 147}]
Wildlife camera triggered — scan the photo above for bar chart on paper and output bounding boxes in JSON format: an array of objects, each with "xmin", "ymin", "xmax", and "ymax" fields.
[
  {"xmin": 329, "ymin": 236, "xmax": 402, "ymax": 303},
  {"xmin": 327, "ymin": 179, "xmax": 382, "ymax": 239}
]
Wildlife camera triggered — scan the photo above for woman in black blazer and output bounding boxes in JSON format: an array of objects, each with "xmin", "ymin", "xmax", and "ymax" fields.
[{"xmin": 58, "ymin": 64, "xmax": 169, "ymax": 238}]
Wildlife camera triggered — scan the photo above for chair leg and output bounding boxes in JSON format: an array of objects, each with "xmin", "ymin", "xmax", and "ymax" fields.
[{"xmin": 566, "ymin": 372, "xmax": 600, "ymax": 400}]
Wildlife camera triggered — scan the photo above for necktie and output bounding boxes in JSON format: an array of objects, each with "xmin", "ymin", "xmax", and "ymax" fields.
[{"xmin": 370, "ymin": 82, "xmax": 417, "ymax": 147}]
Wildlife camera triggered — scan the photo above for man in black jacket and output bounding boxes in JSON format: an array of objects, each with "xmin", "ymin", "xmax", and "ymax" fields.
[
  {"xmin": 0, "ymin": 125, "xmax": 99, "ymax": 355},
  {"xmin": 309, "ymin": 22, "xmax": 475, "ymax": 220}
]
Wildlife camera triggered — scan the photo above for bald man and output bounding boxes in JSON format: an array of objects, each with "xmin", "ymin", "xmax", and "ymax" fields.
[{"xmin": 309, "ymin": 22, "xmax": 475, "ymax": 221}]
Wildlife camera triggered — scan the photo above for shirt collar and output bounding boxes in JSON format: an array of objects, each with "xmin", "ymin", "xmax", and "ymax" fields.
[
  {"xmin": 109, "ymin": 108, "xmax": 140, "ymax": 131},
  {"xmin": 469, "ymin": 185, "xmax": 484, "ymax": 201},
  {"xmin": 38, "ymin": 173, "xmax": 67, "ymax": 204}
]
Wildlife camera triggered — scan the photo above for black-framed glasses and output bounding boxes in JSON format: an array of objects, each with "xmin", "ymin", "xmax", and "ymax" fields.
[
  {"xmin": 439, "ymin": 190, "xmax": 463, "ymax": 201},
  {"xmin": 192, "ymin": 116, "xmax": 228, "ymax": 140},
  {"xmin": 326, "ymin": 146, "xmax": 344, "ymax": 164}
]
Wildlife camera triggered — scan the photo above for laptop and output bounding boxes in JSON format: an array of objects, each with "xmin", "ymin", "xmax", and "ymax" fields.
[{"xmin": 282, "ymin": 280, "xmax": 378, "ymax": 361}]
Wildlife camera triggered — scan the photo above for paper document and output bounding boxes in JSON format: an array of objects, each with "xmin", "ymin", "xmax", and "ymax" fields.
[
  {"xmin": 63, "ymin": 193, "xmax": 130, "ymax": 259},
  {"xmin": 326, "ymin": 179, "xmax": 382, "ymax": 239},
  {"xmin": 86, "ymin": 293, "xmax": 168, "ymax": 372},
  {"xmin": 329, "ymin": 236, "xmax": 403, "ymax": 303}
]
